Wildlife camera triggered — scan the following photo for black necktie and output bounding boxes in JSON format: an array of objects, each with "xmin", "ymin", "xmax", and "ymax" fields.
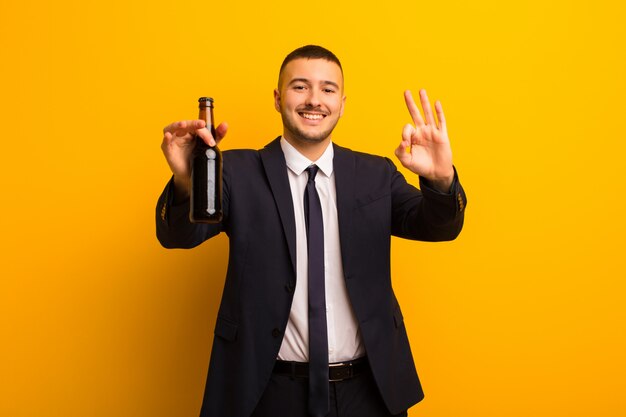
[{"xmin": 304, "ymin": 165, "xmax": 329, "ymax": 417}]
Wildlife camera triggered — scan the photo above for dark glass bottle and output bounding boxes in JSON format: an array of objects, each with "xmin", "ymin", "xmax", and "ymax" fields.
[{"xmin": 190, "ymin": 97, "xmax": 223, "ymax": 223}]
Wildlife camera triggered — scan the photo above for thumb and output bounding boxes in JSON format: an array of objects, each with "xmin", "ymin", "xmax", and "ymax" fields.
[
  {"xmin": 395, "ymin": 139, "xmax": 411, "ymax": 166},
  {"xmin": 395, "ymin": 123, "xmax": 414, "ymax": 162}
]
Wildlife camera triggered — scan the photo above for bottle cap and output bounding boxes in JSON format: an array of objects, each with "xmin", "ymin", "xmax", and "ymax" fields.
[{"xmin": 198, "ymin": 97, "xmax": 214, "ymax": 103}]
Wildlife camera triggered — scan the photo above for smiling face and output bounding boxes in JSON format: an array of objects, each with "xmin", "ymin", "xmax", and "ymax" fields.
[{"xmin": 274, "ymin": 58, "xmax": 346, "ymax": 148}]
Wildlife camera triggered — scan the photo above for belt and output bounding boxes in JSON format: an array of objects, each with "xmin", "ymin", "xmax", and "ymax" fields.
[{"xmin": 273, "ymin": 357, "xmax": 369, "ymax": 382}]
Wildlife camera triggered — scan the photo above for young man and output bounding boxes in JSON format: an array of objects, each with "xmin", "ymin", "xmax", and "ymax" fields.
[{"xmin": 157, "ymin": 45, "xmax": 466, "ymax": 417}]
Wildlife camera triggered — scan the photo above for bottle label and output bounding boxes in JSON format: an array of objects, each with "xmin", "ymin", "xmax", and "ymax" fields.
[{"xmin": 206, "ymin": 149, "xmax": 216, "ymax": 215}]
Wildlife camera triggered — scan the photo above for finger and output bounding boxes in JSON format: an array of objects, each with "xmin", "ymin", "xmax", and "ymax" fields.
[
  {"xmin": 215, "ymin": 121, "xmax": 229, "ymax": 145},
  {"xmin": 404, "ymin": 123, "xmax": 427, "ymax": 148},
  {"xmin": 195, "ymin": 126, "xmax": 214, "ymax": 147},
  {"xmin": 161, "ymin": 130, "xmax": 192, "ymax": 155},
  {"xmin": 195, "ymin": 120, "xmax": 228, "ymax": 147},
  {"xmin": 404, "ymin": 90, "xmax": 425, "ymax": 127},
  {"xmin": 163, "ymin": 120, "xmax": 189, "ymax": 135},
  {"xmin": 163, "ymin": 120, "xmax": 206, "ymax": 135},
  {"xmin": 402, "ymin": 123, "xmax": 415, "ymax": 144},
  {"xmin": 420, "ymin": 89, "xmax": 436, "ymax": 126},
  {"xmin": 435, "ymin": 100, "xmax": 447, "ymax": 132},
  {"xmin": 394, "ymin": 140, "xmax": 411, "ymax": 164},
  {"xmin": 161, "ymin": 131, "xmax": 173, "ymax": 153},
  {"xmin": 162, "ymin": 130, "xmax": 190, "ymax": 147},
  {"xmin": 173, "ymin": 129, "xmax": 193, "ymax": 143}
]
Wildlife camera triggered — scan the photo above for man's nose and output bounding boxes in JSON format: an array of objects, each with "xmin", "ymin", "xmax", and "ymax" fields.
[{"xmin": 305, "ymin": 89, "xmax": 321, "ymax": 107}]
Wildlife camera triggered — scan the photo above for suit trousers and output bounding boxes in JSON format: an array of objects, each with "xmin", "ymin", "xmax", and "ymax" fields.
[{"xmin": 250, "ymin": 364, "xmax": 408, "ymax": 417}]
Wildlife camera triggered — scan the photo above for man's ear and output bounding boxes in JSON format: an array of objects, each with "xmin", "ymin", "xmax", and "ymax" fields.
[
  {"xmin": 273, "ymin": 89, "xmax": 281, "ymax": 112},
  {"xmin": 340, "ymin": 95, "xmax": 346, "ymax": 117}
]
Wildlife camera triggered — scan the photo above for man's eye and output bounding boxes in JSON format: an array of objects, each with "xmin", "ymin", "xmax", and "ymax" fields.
[
  {"xmin": 293, "ymin": 85, "xmax": 306, "ymax": 90},
  {"xmin": 323, "ymin": 88, "xmax": 336, "ymax": 93}
]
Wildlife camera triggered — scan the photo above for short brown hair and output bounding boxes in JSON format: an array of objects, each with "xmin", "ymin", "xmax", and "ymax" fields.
[
  {"xmin": 278, "ymin": 45, "xmax": 343, "ymax": 87},
  {"xmin": 280, "ymin": 45, "xmax": 342, "ymax": 73}
]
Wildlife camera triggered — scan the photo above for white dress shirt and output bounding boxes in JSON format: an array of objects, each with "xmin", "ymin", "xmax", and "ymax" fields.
[{"xmin": 277, "ymin": 137, "xmax": 365, "ymax": 363}]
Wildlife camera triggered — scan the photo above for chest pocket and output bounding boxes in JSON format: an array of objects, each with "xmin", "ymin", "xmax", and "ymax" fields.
[
  {"xmin": 355, "ymin": 191, "xmax": 390, "ymax": 209},
  {"xmin": 214, "ymin": 316, "xmax": 238, "ymax": 342}
]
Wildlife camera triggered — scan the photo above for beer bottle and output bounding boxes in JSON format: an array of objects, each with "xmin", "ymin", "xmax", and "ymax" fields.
[{"xmin": 190, "ymin": 97, "xmax": 223, "ymax": 223}]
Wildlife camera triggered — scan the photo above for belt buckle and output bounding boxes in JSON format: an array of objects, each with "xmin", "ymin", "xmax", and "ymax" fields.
[{"xmin": 329, "ymin": 361, "xmax": 353, "ymax": 382}]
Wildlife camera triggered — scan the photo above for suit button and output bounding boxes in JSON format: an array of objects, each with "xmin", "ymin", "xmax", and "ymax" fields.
[
  {"xmin": 272, "ymin": 328, "xmax": 281, "ymax": 338},
  {"xmin": 284, "ymin": 283, "xmax": 295, "ymax": 293}
]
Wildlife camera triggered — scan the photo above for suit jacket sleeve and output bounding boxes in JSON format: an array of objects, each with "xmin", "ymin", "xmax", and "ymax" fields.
[
  {"xmin": 389, "ymin": 160, "xmax": 466, "ymax": 242},
  {"xmin": 155, "ymin": 164, "xmax": 231, "ymax": 248}
]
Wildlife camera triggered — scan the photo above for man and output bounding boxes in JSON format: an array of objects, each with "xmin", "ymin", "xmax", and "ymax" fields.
[{"xmin": 157, "ymin": 45, "xmax": 466, "ymax": 417}]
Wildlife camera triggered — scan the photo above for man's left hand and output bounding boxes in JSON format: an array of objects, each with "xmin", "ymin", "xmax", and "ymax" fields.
[{"xmin": 395, "ymin": 89, "xmax": 455, "ymax": 193}]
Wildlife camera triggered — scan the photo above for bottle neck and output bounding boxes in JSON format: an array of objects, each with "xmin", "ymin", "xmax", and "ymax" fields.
[{"xmin": 198, "ymin": 105, "xmax": 216, "ymax": 139}]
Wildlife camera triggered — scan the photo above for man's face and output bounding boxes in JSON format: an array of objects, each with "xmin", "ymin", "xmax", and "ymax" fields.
[{"xmin": 274, "ymin": 58, "xmax": 346, "ymax": 145}]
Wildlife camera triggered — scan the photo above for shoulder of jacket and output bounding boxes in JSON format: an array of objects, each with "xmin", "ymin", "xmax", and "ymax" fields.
[
  {"xmin": 333, "ymin": 144, "xmax": 398, "ymax": 180},
  {"xmin": 222, "ymin": 148, "xmax": 262, "ymax": 162},
  {"xmin": 334, "ymin": 143, "xmax": 391, "ymax": 165}
]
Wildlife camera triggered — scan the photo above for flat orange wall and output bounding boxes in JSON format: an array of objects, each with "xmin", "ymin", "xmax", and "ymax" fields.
[{"xmin": 1, "ymin": 1, "xmax": 625, "ymax": 416}]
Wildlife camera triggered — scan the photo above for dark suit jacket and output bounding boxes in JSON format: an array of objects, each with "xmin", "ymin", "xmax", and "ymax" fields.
[{"xmin": 156, "ymin": 137, "xmax": 467, "ymax": 417}]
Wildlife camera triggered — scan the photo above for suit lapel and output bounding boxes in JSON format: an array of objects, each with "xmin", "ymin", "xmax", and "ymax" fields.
[
  {"xmin": 260, "ymin": 137, "xmax": 297, "ymax": 275},
  {"xmin": 333, "ymin": 143, "xmax": 357, "ymax": 275},
  {"xmin": 259, "ymin": 140, "xmax": 356, "ymax": 278}
]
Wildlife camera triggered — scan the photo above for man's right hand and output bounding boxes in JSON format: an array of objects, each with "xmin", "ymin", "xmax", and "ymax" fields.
[{"xmin": 161, "ymin": 120, "xmax": 228, "ymax": 200}]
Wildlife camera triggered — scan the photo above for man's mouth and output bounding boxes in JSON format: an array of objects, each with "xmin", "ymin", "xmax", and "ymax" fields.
[{"xmin": 298, "ymin": 112, "xmax": 326, "ymax": 120}]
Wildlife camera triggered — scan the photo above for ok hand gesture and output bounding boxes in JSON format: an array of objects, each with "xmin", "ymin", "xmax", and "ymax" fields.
[{"xmin": 395, "ymin": 89, "xmax": 454, "ymax": 192}]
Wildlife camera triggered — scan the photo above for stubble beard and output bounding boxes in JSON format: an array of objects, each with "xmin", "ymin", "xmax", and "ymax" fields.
[{"xmin": 281, "ymin": 108, "xmax": 339, "ymax": 144}]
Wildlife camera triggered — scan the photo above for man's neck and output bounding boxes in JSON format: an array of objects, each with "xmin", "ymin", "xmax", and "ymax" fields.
[{"xmin": 282, "ymin": 135, "xmax": 331, "ymax": 162}]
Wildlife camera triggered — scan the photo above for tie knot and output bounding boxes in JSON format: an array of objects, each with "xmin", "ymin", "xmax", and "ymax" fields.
[{"xmin": 305, "ymin": 165, "xmax": 319, "ymax": 183}]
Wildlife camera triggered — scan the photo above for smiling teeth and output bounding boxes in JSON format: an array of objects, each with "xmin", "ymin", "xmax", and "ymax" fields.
[{"xmin": 301, "ymin": 113, "xmax": 323, "ymax": 120}]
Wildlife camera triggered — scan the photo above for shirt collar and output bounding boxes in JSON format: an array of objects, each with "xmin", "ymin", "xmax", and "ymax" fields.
[{"xmin": 280, "ymin": 137, "xmax": 334, "ymax": 177}]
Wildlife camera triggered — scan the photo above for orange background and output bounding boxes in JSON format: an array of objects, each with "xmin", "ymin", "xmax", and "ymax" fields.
[{"xmin": 1, "ymin": 0, "xmax": 625, "ymax": 416}]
